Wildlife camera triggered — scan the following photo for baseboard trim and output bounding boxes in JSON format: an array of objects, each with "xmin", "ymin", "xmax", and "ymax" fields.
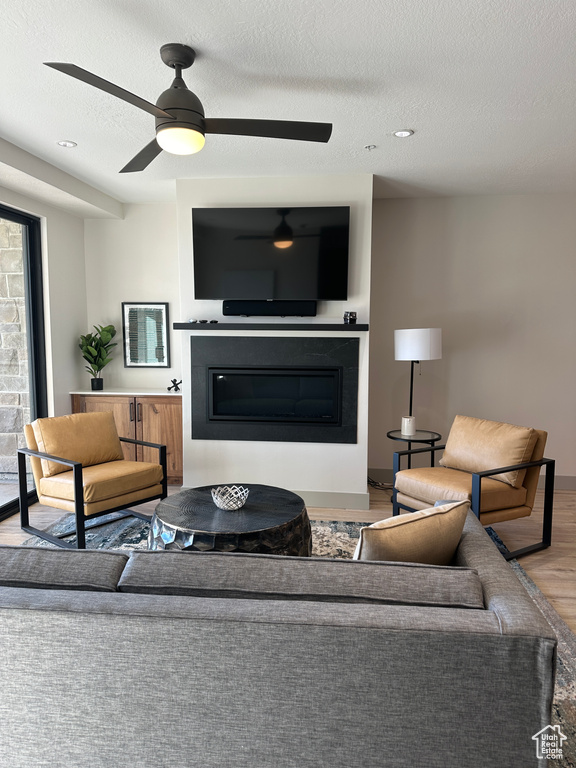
[
  {"xmin": 368, "ymin": 468, "xmax": 576, "ymax": 491},
  {"xmin": 181, "ymin": 486, "xmax": 371, "ymax": 511},
  {"xmin": 551, "ymin": 475, "xmax": 576, "ymax": 491},
  {"xmin": 296, "ymin": 490, "xmax": 370, "ymax": 511}
]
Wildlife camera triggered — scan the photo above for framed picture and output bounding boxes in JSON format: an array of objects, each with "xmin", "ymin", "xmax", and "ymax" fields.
[{"xmin": 122, "ymin": 302, "xmax": 170, "ymax": 368}]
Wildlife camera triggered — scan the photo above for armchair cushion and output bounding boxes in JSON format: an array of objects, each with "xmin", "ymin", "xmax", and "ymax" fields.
[
  {"xmin": 395, "ymin": 466, "xmax": 527, "ymax": 512},
  {"xmin": 32, "ymin": 412, "xmax": 124, "ymax": 477},
  {"xmin": 353, "ymin": 500, "xmax": 469, "ymax": 565},
  {"xmin": 438, "ymin": 415, "xmax": 537, "ymax": 488},
  {"xmin": 39, "ymin": 460, "xmax": 164, "ymax": 504}
]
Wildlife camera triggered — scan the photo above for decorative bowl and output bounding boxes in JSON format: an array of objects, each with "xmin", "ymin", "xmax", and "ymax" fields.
[{"xmin": 211, "ymin": 485, "xmax": 250, "ymax": 511}]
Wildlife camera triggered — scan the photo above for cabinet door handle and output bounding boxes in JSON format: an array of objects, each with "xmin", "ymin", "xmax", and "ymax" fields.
[
  {"xmin": 129, "ymin": 402, "xmax": 135, "ymax": 422},
  {"xmin": 137, "ymin": 402, "xmax": 142, "ymax": 422}
]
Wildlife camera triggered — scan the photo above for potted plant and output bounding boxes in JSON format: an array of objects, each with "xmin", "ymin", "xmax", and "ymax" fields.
[{"xmin": 79, "ymin": 324, "xmax": 117, "ymax": 390}]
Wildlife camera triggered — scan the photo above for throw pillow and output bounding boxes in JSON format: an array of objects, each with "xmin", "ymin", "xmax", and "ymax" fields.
[{"xmin": 353, "ymin": 500, "xmax": 469, "ymax": 565}]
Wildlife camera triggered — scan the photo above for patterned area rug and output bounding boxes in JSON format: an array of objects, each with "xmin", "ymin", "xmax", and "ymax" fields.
[
  {"xmin": 22, "ymin": 514, "xmax": 576, "ymax": 766},
  {"xmin": 21, "ymin": 513, "xmax": 365, "ymax": 556}
]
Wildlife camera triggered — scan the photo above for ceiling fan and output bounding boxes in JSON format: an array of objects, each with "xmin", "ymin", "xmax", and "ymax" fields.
[{"xmin": 44, "ymin": 43, "xmax": 333, "ymax": 173}]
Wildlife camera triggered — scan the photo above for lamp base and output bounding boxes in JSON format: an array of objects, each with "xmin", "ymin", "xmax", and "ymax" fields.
[{"xmin": 401, "ymin": 416, "xmax": 416, "ymax": 436}]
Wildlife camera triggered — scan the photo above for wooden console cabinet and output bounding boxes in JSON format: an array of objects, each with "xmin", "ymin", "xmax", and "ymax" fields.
[{"xmin": 71, "ymin": 392, "xmax": 183, "ymax": 484}]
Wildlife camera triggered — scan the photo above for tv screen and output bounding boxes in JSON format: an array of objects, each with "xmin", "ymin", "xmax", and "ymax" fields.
[{"xmin": 192, "ymin": 206, "xmax": 350, "ymax": 301}]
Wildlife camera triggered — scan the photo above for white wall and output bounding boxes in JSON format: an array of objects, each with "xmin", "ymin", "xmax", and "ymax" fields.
[
  {"xmin": 10, "ymin": 179, "xmax": 572, "ymax": 495},
  {"xmin": 369, "ymin": 195, "xmax": 576, "ymax": 483},
  {"xmin": 176, "ymin": 174, "xmax": 373, "ymax": 508},
  {"xmin": 0, "ymin": 185, "xmax": 87, "ymax": 416},
  {"xmin": 84, "ymin": 203, "xmax": 180, "ymax": 389}
]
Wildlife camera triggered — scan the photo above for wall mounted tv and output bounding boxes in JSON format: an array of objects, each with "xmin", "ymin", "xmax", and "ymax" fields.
[{"xmin": 192, "ymin": 206, "xmax": 350, "ymax": 301}]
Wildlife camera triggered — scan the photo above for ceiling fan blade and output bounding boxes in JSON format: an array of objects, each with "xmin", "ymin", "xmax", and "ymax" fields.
[
  {"xmin": 120, "ymin": 139, "xmax": 163, "ymax": 173},
  {"xmin": 205, "ymin": 118, "xmax": 332, "ymax": 143},
  {"xmin": 44, "ymin": 62, "xmax": 174, "ymax": 119}
]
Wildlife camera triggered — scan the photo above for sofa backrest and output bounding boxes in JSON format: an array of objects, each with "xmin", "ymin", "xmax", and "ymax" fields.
[
  {"xmin": 0, "ymin": 543, "xmax": 485, "ymax": 610},
  {"xmin": 118, "ymin": 550, "xmax": 486, "ymax": 609},
  {"xmin": 0, "ymin": 545, "xmax": 128, "ymax": 592}
]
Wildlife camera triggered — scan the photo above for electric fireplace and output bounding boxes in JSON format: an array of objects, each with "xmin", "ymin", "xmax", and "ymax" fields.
[{"xmin": 208, "ymin": 368, "xmax": 342, "ymax": 424}]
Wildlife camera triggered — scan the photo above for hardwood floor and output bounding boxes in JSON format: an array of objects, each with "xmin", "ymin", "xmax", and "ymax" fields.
[{"xmin": 2, "ymin": 486, "xmax": 574, "ymax": 632}]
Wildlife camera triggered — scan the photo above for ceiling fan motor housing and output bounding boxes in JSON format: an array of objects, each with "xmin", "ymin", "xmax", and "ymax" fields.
[{"xmin": 155, "ymin": 78, "xmax": 205, "ymax": 135}]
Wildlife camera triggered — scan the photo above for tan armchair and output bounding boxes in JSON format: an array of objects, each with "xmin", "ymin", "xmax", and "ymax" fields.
[
  {"xmin": 18, "ymin": 411, "xmax": 167, "ymax": 549},
  {"xmin": 392, "ymin": 415, "xmax": 555, "ymax": 560}
]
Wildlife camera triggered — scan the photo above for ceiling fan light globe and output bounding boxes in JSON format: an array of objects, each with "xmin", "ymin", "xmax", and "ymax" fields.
[
  {"xmin": 273, "ymin": 240, "xmax": 293, "ymax": 249},
  {"xmin": 156, "ymin": 126, "xmax": 205, "ymax": 155}
]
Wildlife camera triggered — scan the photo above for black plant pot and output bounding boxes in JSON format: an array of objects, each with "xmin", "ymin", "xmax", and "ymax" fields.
[{"xmin": 91, "ymin": 378, "xmax": 104, "ymax": 391}]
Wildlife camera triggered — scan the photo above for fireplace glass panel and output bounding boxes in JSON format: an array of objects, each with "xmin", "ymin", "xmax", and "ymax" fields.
[{"xmin": 209, "ymin": 368, "xmax": 341, "ymax": 424}]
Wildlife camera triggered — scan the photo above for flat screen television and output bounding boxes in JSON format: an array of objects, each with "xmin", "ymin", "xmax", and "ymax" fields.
[{"xmin": 192, "ymin": 206, "xmax": 350, "ymax": 301}]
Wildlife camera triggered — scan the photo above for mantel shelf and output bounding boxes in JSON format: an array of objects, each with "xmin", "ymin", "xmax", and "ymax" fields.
[{"xmin": 173, "ymin": 323, "xmax": 369, "ymax": 332}]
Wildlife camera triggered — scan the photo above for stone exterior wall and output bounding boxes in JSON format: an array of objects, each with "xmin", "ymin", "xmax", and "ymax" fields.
[{"xmin": 0, "ymin": 218, "xmax": 28, "ymax": 479}]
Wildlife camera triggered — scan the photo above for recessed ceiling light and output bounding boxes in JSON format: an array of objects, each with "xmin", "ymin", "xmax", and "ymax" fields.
[
  {"xmin": 393, "ymin": 130, "xmax": 414, "ymax": 138},
  {"xmin": 57, "ymin": 140, "xmax": 77, "ymax": 148}
]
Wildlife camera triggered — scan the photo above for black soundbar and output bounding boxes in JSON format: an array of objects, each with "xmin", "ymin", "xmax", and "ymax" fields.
[{"xmin": 222, "ymin": 300, "xmax": 317, "ymax": 317}]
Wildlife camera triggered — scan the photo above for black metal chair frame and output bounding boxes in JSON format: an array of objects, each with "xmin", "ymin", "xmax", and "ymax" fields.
[
  {"xmin": 392, "ymin": 443, "xmax": 555, "ymax": 561},
  {"xmin": 18, "ymin": 436, "xmax": 167, "ymax": 549}
]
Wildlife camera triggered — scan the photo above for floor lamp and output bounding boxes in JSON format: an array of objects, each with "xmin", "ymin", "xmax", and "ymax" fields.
[{"xmin": 394, "ymin": 328, "xmax": 442, "ymax": 435}]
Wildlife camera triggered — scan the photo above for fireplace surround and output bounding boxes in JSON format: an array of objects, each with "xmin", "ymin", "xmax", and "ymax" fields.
[{"xmin": 191, "ymin": 336, "xmax": 359, "ymax": 444}]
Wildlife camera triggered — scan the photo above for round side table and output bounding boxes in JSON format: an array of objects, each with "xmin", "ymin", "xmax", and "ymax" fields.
[{"xmin": 387, "ymin": 429, "xmax": 442, "ymax": 469}]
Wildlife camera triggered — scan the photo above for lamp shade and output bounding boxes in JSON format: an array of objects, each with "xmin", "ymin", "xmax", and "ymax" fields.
[{"xmin": 394, "ymin": 328, "xmax": 442, "ymax": 361}]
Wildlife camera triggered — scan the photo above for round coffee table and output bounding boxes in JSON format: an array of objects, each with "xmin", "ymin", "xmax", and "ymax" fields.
[{"xmin": 148, "ymin": 484, "xmax": 312, "ymax": 556}]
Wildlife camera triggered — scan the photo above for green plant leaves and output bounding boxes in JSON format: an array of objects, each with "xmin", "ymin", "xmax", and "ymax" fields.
[{"xmin": 79, "ymin": 323, "xmax": 117, "ymax": 376}]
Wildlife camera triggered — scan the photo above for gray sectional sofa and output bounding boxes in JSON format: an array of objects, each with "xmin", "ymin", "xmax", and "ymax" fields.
[{"xmin": 0, "ymin": 512, "xmax": 555, "ymax": 768}]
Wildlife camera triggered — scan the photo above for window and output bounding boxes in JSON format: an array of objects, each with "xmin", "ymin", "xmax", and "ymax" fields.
[{"xmin": 0, "ymin": 204, "xmax": 47, "ymax": 520}]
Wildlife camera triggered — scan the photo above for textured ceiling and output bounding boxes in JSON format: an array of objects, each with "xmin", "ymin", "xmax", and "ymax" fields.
[{"xmin": 1, "ymin": 0, "xmax": 575, "ymax": 204}]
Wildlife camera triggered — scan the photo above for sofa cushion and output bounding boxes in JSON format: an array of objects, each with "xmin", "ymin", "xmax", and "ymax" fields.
[
  {"xmin": 395, "ymin": 466, "xmax": 527, "ymax": 511},
  {"xmin": 118, "ymin": 549, "xmax": 485, "ymax": 609},
  {"xmin": 39, "ymin": 460, "xmax": 163, "ymax": 503},
  {"xmin": 0, "ymin": 546, "xmax": 128, "ymax": 591},
  {"xmin": 32, "ymin": 412, "xmax": 124, "ymax": 477},
  {"xmin": 353, "ymin": 501, "xmax": 469, "ymax": 565},
  {"xmin": 438, "ymin": 415, "xmax": 537, "ymax": 488}
]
